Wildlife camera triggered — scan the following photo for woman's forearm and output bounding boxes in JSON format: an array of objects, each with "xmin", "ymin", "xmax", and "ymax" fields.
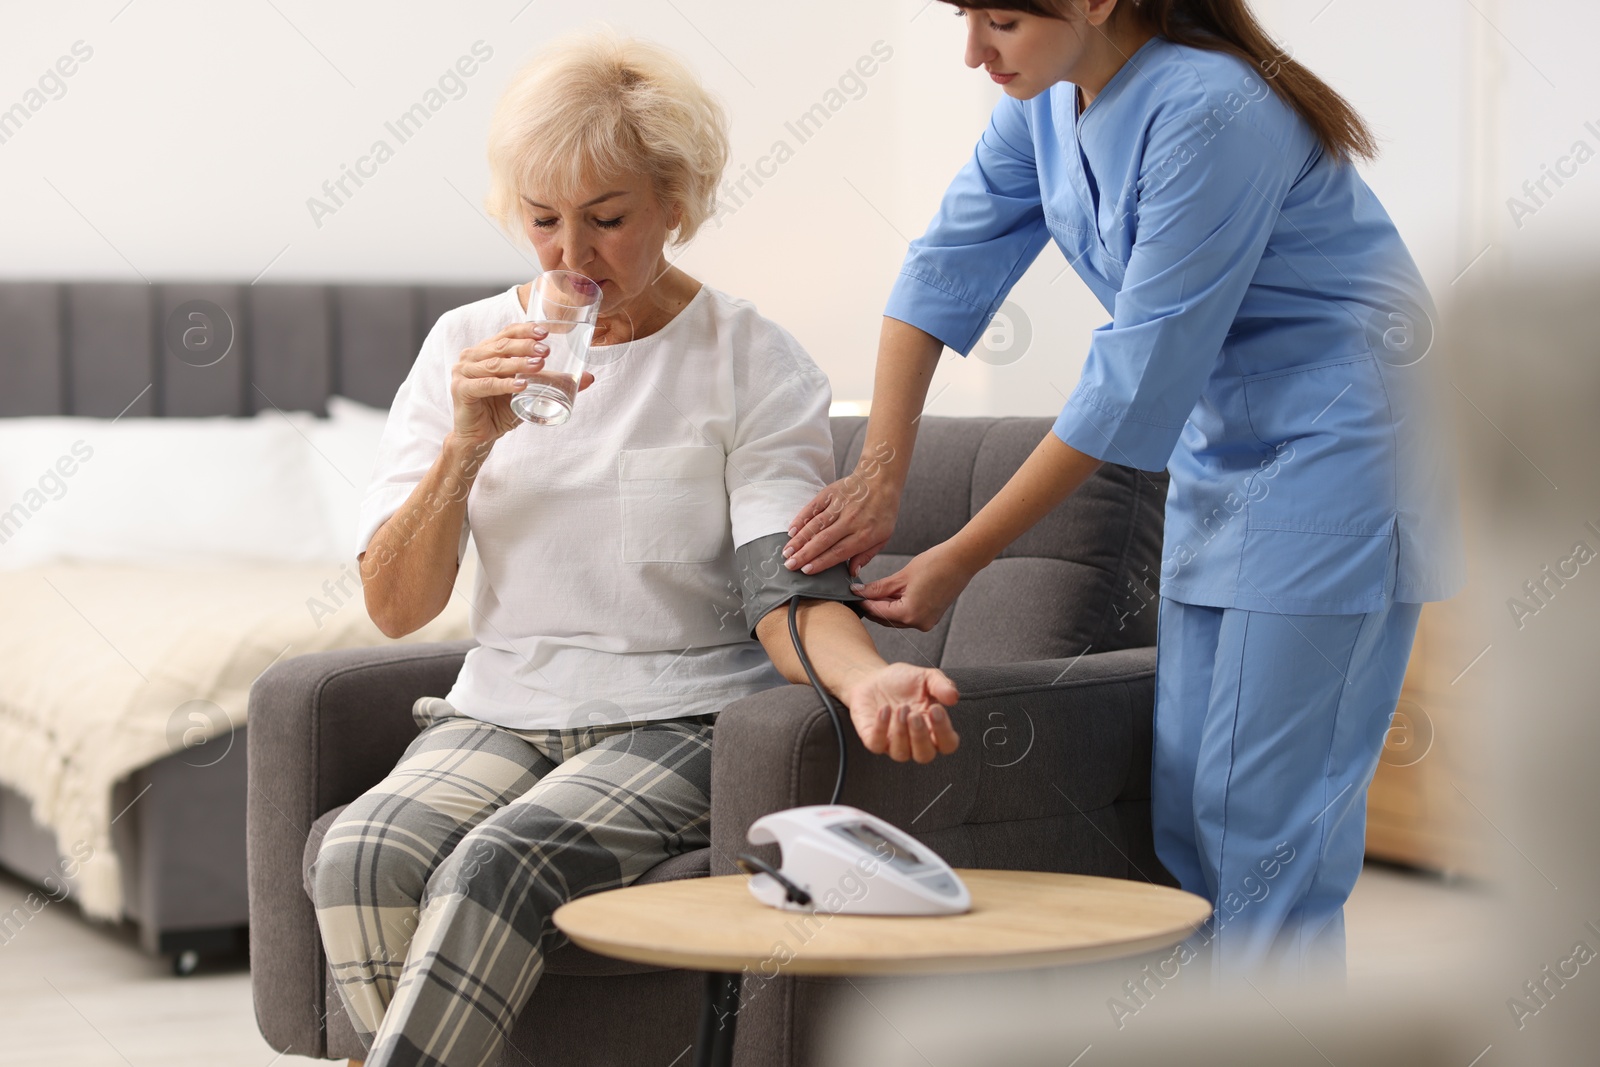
[
  {"xmin": 946, "ymin": 432, "xmax": 1104, "ymax": 574},
  {"xmin": 755, "ymin": 599, "xmax": 885, "ymax": 694},
  {"xmin": 780, "ymin": 317, "xmax": 945, "ymax": 575},
  {"xmin": 858, "ymin": 316, "xmax": 945, "ymax": 490},
  {"xmin": 359, "ymin": 433, "xmax": 492, "ymax": 638},
  {"xmin": 755, "ymin": 596, "xmax": 961, "ymax": 762}
]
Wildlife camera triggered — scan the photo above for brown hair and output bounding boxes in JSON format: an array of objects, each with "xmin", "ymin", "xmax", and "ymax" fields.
[{"xmin": 945, "ymin": 0, "xmax": 1377, "ymax": 162}]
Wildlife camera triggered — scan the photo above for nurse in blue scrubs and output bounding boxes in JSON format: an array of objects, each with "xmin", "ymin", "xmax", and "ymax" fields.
[{"xmin": 781, "ymin": 0, "xmax": 1465, "ymax": 979}]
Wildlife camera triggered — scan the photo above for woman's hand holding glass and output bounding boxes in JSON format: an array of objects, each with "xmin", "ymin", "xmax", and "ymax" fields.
[
  {"xmin": 838, "ymin": 662, "xmax": 960, "ymax": 764},
  {"xmin": 450, "ymin": 324, "xmax": 596, "ymax": 447}
]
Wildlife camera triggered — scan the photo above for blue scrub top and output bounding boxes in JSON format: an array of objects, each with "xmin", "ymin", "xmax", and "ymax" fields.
[{"xmin": 885, "ymin": 36, "xmax": 1465, "ymax": 614}]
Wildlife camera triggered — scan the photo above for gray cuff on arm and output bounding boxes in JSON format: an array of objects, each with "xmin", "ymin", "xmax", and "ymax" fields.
[{"xmin": 735, "ymin": 532, "xmax": 866, "ymax": 639}]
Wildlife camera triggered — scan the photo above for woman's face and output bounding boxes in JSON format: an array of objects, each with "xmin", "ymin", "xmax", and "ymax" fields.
[
  {"xmin": 956, "ymin": 5, "xmax": 1093, "ymax": 99},
  {"xmin": 520, "ymin": 169, "xmax": 680, "ymax": 321}
]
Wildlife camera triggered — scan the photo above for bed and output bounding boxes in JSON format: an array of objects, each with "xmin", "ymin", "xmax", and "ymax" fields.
[{"xmin": 0, "ymin": 280, "xmax": 505, "ymax": 970}]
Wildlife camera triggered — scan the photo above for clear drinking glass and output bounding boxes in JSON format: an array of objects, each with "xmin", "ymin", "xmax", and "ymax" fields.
[{"xmin": 510, "ymin": 270, "xmax": 602, "ymax": 426}]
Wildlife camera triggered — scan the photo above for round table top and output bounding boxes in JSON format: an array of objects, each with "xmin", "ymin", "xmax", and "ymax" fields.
[{"xmin": 553, "ymin": 869, "xmax": 1211, "ymax": 976}]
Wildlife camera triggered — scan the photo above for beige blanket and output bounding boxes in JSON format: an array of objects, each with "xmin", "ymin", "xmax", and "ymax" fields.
[{"xmin": 0, "ymin": 555, "xmax": 476, "ymax": 919}]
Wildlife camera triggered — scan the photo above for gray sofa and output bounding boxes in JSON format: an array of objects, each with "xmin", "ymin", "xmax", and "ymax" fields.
[{"xmin": 248, "ymin": 414, "xmax": 1171, "ymax": 1066}]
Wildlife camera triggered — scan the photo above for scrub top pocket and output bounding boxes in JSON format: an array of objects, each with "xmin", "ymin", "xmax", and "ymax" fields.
[
  {"xmin": 1232, "ymin": 351, "xmax": 1401, "ymax": 612},
  {"xmin": 1241, "ymin": 352, "xmax": 1396, "ymax": 537}
]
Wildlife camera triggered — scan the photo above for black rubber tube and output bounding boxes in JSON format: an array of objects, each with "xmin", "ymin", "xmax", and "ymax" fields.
[{"xmin": 786, "ymin": 596, "xmax": 847, "ymax": 806}]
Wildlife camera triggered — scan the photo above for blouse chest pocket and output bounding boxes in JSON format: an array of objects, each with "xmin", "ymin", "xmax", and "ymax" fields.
[{"xmin": 617, "ymin": 445, "xmax": 729, "ymax": 563}]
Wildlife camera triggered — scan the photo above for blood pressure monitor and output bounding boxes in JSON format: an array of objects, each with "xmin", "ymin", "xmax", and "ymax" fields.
[{"xmin": 743, "ymin": 805, "xmax": 971, "ymax": 916}]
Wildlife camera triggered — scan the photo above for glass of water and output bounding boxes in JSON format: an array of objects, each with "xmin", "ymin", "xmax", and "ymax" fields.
[{"xmin": 511, "ymin": 270, "xmax": 602, "ymax": 426}]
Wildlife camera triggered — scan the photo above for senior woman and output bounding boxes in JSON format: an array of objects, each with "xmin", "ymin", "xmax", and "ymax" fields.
[{"xmin": 311, "ymin": 31, "xmax": 960, "ymax": 1067}]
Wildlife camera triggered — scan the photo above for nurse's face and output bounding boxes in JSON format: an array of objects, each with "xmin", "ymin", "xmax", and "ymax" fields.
[{"xmin": 956, "ymin": 5, "xmax": 1098, "ymax": 100}]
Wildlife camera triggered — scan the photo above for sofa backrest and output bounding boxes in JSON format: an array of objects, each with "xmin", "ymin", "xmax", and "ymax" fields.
[{"xmin": 829, "ymin": 416, "xmax": 1167, "ymax": 665}]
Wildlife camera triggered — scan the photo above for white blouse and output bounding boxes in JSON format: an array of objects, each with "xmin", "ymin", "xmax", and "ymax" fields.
[{"xmin": 356, "ymin": 283, "xmax": 836, "ymax": 730}]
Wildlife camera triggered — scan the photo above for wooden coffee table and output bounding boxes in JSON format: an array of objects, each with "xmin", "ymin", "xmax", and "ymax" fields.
[{"xmin": 554, "ymin": 868, "xmax": 1210, "ymax": 1067}]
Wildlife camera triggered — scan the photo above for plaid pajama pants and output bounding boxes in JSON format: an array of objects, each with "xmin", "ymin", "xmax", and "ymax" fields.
[{"xmin": 310, "ymin": 695, "xmax": 715, "ymax": 1067}]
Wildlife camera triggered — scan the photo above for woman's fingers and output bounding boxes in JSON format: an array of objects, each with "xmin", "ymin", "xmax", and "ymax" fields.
[
  {"xmin": 906, "ymin": 707, "xmax": 937, "ymax": 763},
  {"xmin": 785, "ymin": 471, "xmax": 900, "ymax": 576},
  {"xmin": 460, "ymin": 361, "xmax": 540, "ymax": 390},
  {"xmin": 869, "ymin": 706, "xmax": 890, "ymax": 754},
  {"xmin": 784, "ymin": 504, "xmax": 846, "ymax": 570},
  {"xmin": 458, "ymin": 327, "xmax": 542, "ymax": 376},
  {"xmin": 848, "ymin": 543, "xmax": 885, "ymax": 578},
  {"xmin": 458, "ymin": 373, "xmax": 529, "ymax": 399},
  {"xmin": 851, "ymin": 704, "xmax": 889, "ymax": 756},
  {"xmin": 925, "ymin": 669, "xmax": 960, "ymax": 707},
  {"xmin": 868, "ymin": 703, "xmax": 957, "ymax": 763},
  {"xmin": 857, "ymin": 572, "xmax": 921, "ymax": 630},
  {"xmin": 886, "ymin": 706, "xmax": 912, "ymax": 762},
  {"xmin": 928, "ymin": 704, "xmax": 960, "ymax": 754},
  {"xmin": 907, "ymin": 668, "xmax": 959, "ymax": 760},
  {"xmin": 844, "ymin": 667, "xmax": 960, "ymax": 763},
  {"xmin": 850, "ymin": 567, "xmax": 908, "ymax": 600},
  {"xmin": 482, "ymin": 350, "xmax": 548, "ymax": 374},
  {"xmin": 788, "ymin": 528, "xmax": 873, "ymax": 575},
  {"xmin": 785, "ymin": 481, "xmax": 873, "ymax": 568},
  {"xmin": 458, "ymin": 357, "xmax": 528, "ymax": 380},
  {"xmin": 860, "ymin": 592, "xmax": 938, "ymax": 631},
  {"xmin": 787, "ymin": 494, "xmax": 827, "ymax": 538},
  {"xmin": 887, "ymin": 704, "xmax": 943, "ymax": 763},
  {"xmin": 450, "ymin": 326, "xmax": 558, "ymax": 441}
]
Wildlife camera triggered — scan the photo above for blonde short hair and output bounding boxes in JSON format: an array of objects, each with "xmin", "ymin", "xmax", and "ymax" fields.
[{"xmin": 485, "ymin": 29, "xmax": 729, "ymax": 247}]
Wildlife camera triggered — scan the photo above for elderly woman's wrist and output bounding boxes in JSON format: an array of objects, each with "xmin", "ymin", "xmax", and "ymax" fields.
[
  {"xmin": 833, "ymin": 661, "xmax": 884, "ymax": 702},
  {"xmin": 442, "ymin": 432, "xmax": 495, "ymax": 477}
]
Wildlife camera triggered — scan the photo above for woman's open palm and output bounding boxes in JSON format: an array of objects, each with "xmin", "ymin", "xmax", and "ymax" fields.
[{"xmin": 839, "ymin": 663, "xmax": 960, "ymax": 763}]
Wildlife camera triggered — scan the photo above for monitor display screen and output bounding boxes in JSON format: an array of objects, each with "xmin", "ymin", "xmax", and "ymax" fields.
[{"xmin": 830, "ymin": 821, "xmax": 927, "ymax": 872}]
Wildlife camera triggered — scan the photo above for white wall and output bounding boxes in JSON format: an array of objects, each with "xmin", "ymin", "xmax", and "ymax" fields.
[{"xmin": 2, "ymin": 0, "xmax": 1595, "ymax": 414}]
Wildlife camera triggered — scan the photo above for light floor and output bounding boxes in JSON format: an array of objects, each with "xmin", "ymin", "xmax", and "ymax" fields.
[{"xmin": 0, "ymin": 861, "xmax": 1492, "ymax": 1066}]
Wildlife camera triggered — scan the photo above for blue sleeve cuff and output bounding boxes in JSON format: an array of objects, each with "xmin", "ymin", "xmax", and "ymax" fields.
[
  {"xmin": 884, "ymin": 269, "xmax": 993, "ymax": 358},
  {"xmin": 1052, "ymin": 382, "xmax": 1185, "ymax": 472}
]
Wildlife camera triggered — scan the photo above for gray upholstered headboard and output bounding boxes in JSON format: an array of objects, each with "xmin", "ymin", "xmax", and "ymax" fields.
[{"xmin": 0, "ymin": 282, "xmax": 511, "ymax": 418}]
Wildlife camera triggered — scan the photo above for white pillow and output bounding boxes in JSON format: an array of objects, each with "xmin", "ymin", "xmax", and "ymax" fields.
[
  {"xmin": 302, "ymin": 396, "xmax": 393, "ymax": 561},
  {"xmin": 0, "ymin": 414, "xmax": 342, "ymax": 568}
]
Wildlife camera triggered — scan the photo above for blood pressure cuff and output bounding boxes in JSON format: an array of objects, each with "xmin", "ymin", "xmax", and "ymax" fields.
[{"xmin": 735, "ymin": 532, "xmax": 866, "ymax": 639}]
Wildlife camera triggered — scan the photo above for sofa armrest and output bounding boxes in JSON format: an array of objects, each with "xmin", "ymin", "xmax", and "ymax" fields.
[
  {"xmin": 246, "ymin": 639, "xmax": 475, "ymax": 1057},
  {"xmin": 709, "ymin": 646, "xmax": 1168, "ymax": 883}
]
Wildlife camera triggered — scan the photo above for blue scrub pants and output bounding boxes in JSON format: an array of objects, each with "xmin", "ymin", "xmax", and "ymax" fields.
[{"xmin": 1151, "ymin": 594, "xmax": 1422, "ymax": 982}]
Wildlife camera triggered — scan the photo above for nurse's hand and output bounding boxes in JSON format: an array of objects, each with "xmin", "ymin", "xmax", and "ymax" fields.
[
  {"xmin": 852, "ymin": 543, "xmax": 975, "ymax": 632},
  {"xmin": 783, "ymin": 442, "xmax": 902, "ymax": 579},
  {"xmin": 838, "ymin": 663, "xmax": 960, "ymax": 763}
]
